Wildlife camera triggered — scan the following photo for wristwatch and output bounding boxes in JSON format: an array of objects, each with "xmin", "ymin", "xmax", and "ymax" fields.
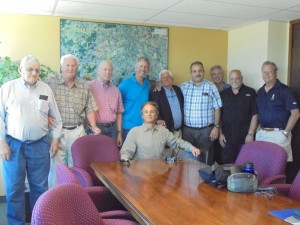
[
  {"xmin": 214, "ymin": 124, "xmax": 220, "ymax": 128},
  {"xmin": 282, "ymin": 130, "xmax": 290, "ymax": 138},
  {"xmin": 247, "ymin": 132, "xmax": 254, "ymax": 136}
]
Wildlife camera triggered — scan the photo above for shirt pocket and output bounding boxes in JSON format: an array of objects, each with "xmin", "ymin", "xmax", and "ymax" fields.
[{"xmin": 36, "ymin": 99, "xmax": 49, "ymax": 115}]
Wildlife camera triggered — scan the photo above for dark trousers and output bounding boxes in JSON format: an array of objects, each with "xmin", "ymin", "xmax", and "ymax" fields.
[
  {"xmin": 221, "ymin": 142, "xmax": 244, "ymax": 164},
  {"xmin": 181, "ymin": 125, "xmax": 214, "ymax": 165}
]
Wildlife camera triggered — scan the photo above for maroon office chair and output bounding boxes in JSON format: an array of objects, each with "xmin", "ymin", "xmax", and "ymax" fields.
[
  {"xmin": 271, "ymin": 170, "xmax": 300, "ymax": 201},
  {"xmin": 56, "ymin": 163, "xmax": 129, "ymax": 214},
  {"xmin": 235, "ymin": 141, "xmax": 287, "ymax": 186},
  {"xmin": 71, "ymin": 135, "xmax": 120, "ymax": 186},
  {"xmin": 32, "ymin": 184, "xmax": 139, "ymax": 225}
]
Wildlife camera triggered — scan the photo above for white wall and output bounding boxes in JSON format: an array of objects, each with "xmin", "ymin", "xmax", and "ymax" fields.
[
  {"xmin": 228, "ymin": 21, "xmax": 289, "ymax": 90},
  {"xmin": 267, "ymin": 21, "xmax": 289, "ymax": 84}
]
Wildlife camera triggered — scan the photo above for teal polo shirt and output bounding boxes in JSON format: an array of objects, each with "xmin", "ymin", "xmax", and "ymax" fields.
[{"xmin": 119, "ymin": 74, "xmax": 150, "ymax": 130}]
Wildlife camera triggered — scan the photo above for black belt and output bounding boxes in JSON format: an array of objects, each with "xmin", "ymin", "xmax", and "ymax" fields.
[
  {"xmin": 172, "ymin": 128, "xmax": 181, "ymax": 132},
  {"xmin": 96, "ymin": 121, "xmax": 116, "ymax": 127},
  {"xmin": 63, "ymin": 124, "xmax": 82, "ymax": 130},
  {"xmin": 185, "ymin": 124, "xmax": 213, "ymax": 130}
]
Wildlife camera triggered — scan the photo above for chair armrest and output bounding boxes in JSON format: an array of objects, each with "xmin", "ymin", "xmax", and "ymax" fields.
[
  {"xmin": 260, "ymin": 175, "xmax": 286, "ymax": 186},
  {"xmin": 100, "ymin": 210, "xmax": 135, "ymax": 221},
  {"xmin": 71, "ymin": 167, "xmax": 94, "ymax": 187},
  {"xmin": 86, "ymin": 186, "xmax": 126, "ymax": 212},
  {"xmin": 269, "ymin": 184, "xmax": 291, "ymax": 197}
]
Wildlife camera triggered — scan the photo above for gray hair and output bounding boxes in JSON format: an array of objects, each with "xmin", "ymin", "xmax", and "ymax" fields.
[
  {"xmin": 98, "ymin": 60, "xmax": 113, "ymax": 71},
  {"xmin": 229, "ymin": 69, "xmax": 243, "ymax": 79},
  {"xmin": 140, "ymin": 101, "xmax": 159, "ymax": 115},
  {"xmin": 261, "ymin": 61, "xmax": 278, "ymax": 72},
  {"xmin": 136, "ymin": 56, "xmax": 150, "ymax": 67},
  {"xmin": 210, "ymin": 65, "xmax": 224, "ymax": 75},
  {"xmin": 60, "ymin": 54, "xmax": 79, "ymax": 66},
  {"xmin": 158, "ymin": 69, "xmax": 173, "ymax": 81},
  {"xmin": 19, "ymin": 55, "xmax": 40, "ymax": 69}
]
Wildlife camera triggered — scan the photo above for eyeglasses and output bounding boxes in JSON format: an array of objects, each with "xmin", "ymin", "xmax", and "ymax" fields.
[{"xmin": 25, "ymin": 67, "xmax": 40, "ymax": 74}]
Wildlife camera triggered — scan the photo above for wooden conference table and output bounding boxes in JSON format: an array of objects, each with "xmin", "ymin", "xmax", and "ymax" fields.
[{"xmin": 91, "ymin": 158, "xmax": 300, "ymax": 225}]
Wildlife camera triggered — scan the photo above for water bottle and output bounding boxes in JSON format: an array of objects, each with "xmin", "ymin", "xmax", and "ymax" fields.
[{"xmin": 243, "ymin": 162, "xmax": 255, "ymax": 174}]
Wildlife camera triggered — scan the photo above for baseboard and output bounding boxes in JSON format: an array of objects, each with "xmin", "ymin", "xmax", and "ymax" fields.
[{"xmin": 0, "ymin": 196, "xmax": 5, "ymax": 203}]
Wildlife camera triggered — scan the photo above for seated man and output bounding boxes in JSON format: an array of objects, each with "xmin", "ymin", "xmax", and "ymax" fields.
[{"xmin": 120, "ymin": 101, "xmax": 200, "ymax": 161}]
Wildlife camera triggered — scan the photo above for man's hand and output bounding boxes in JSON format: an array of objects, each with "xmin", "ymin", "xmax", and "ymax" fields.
[
  {"xmin": 219, "ymin": 134, "xmax": 226, "ymax": 147},
  {"xmin": 117, "ymin": 133, "xmax": 123, "ymax": 147},
  {"xmin": 48, "ymin": 116, "xmax": 56, "ymax": 130},
  {"xmin": 209, "ymin": 127, "xmax": 219, "ymax": 141},
  {"xmin": 91, "ymin": 126, "xmax": 101, "ymax": 135},
  {"xmin": 192, "ymin": 148, "xmax": 201, "ymax": 157},
  {"xmin": 0, "ymin": 141, "xmax": 11, "ymax": 161},
  {"xmin": 245, "ymin": 134, "xmax": 254, "ymax": 143},
  {"xmin": 156, "ymin": 120, "xmax": 166, "ymax": 126},
  {"xmin": 49, "ymin": 138, "xmax": 59, "ymax": 158}
]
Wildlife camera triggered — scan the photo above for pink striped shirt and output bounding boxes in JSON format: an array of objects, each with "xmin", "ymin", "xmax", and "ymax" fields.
[{"xmin": 89, "ymin": 79, "xmax": 124, "ymax": 123}]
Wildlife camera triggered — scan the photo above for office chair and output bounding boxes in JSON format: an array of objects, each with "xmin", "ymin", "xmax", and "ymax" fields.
[
  {"xmin": 71, "ymin": 135, "xmax": 120, "ymax": 186},
  {"xmin": 235, "ymin": 141, "xmax": 287, "ymax": 186},
  {"xmin": 271, "ymin": 170, "xmax": 300, "ymax": 201},
  {"xmin": 56, "ymin": 163, "xmax": 132, "ymax": 216},
  {"xmin": 31, "ymin": 184, "xmax": 138, "ymax": 225}
]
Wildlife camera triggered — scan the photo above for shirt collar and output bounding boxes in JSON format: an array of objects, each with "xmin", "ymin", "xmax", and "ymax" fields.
[
  {"xmin": 97, "ymin": 78, "xmax": 111, "ymax": 87},
  {"xmin": 20, "ymin": 77, "xmax": 39, "ymax": 88},
  {"xmin": 163, "ymin": 86, "xmax": 174, "ymax": 92},
  {"xmin": 141, "ymin": 123, "xmax": 158, "ymax": 132},
  {"xmin": 58, "ymin": 73, "xmax": 80, "ymax": 87}
]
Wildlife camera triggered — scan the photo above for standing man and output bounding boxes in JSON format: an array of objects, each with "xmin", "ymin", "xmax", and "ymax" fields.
[
  {"xmin": 219, "ymin": 70, "xmax": 258, "ymax": 164},
  {"xmin": 0, "ymin": 55, "xmax": 62, "ymax": 225},
  {"xmin": 180, "ymin": 61, "xmax": 222, "ymax": 165},
  {"xmin": 46, "ymin": 54, "xmax": 100, "ymax": 188},
  {"xmin": 150, "ymin": 69, "xmax": 184, "ymax": 135},
  {"xmin": 120, "ymin": 101, "xmax": 200, "ymax": 161},
  {"xmin": 118, "ymin": 57, "xmax": 150, "ymax": 140},
  {"xmin": 210, "ymin": 65, "xmax": 230, "ymax": 92},
  {"xmin": 256, "ymin": 61, "xmax": 299, "ymax": 162},
  {"xmin": 89, "ymin": 60, "xmax": 124, "ymax": 146},
  {"xmin": 210, "ymin": 65, "xmax": 230, "ymax": 163}
]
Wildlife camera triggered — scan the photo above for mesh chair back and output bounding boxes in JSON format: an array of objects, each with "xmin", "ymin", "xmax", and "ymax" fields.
[
  {"xmin": 289, "ymin": 170, "xmax": 300, "ymax": 201},
  {"xmin": 235, "ymin": 141, "xmax": 287, "ymax": 185},
  {"xmin": 71, "ymin": 135, "xmax": 120, "ymax": 184},
  {"xmin": 31, "ymin": 184, "xmax": 103, "ymax": 225}
]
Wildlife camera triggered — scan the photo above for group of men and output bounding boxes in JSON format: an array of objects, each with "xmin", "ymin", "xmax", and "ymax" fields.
[{"xmin": 0, "ymin": 54, "xmax": 299, "ymax": 225}]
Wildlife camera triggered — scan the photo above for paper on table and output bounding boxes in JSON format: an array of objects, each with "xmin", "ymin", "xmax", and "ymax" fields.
[{"xmin": 269, "ymin": 209, "xmax": 300, "ymax": 225}]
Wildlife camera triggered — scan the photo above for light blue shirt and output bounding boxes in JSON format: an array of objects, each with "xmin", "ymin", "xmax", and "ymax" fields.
[
  {"xmin": 163, "ymin": 87, "xmax": 182, "ymax": 129},
  {"xmin": 118, "ymin": 74, "xmax": 150, "ymax": 130},
  {"xmin": 0, "ymin": 78, "xmax": 62, "ymax": 141}
]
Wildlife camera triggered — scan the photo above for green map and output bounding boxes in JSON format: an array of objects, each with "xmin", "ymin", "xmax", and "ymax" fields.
[{"xmin": 60, "ymin": 19, "xmax": 169, "ymax": 85}]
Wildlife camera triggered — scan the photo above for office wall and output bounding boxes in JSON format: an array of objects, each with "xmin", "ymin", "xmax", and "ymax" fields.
[
  {"xmin": 228, "ymin": 21, "xmax": 289, "ymax": 90},
  {"xmin": 0, "ymin": 13, "xmax": 228, "ymax": 196}
]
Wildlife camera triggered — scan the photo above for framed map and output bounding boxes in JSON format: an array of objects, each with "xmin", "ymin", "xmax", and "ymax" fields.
[{"xmin": 60, "ymin": 19, "xmax": 169, "ymax": 85}]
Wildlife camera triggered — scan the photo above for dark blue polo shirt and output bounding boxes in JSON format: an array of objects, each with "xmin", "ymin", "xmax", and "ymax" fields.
[{"xmin": 257, "ymin": 79, "xmax": 298, "ymax": 129}]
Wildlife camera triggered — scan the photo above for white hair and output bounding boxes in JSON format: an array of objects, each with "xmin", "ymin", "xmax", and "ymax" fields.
[
  {"xmin": 60, "ymin": 54, "xmax": 79, "ymax": 66},
  {"xmin": 158, "ymin": 69, "xmax": 173, "ymax": 81}
]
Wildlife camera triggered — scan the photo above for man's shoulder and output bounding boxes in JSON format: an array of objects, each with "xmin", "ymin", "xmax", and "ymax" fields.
[{"xmin": 179, "ymin": 80, "xmax": 193, "ymax": 88}]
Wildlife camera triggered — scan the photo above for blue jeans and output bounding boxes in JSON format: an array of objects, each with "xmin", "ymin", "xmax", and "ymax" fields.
[
  {"xmin": 87, "ymin": 124, "xmax": 118, "ymax": 142},
  {"xmin": 3, "ymin": 135, "xmax": 50, "ymax": 225}
]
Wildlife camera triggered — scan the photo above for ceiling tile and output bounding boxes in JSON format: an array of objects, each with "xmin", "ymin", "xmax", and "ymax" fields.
[
  {"xmin": 61, "ymin": 0, "xmax": 182, "ymax": 10},
  {"xmin": 261, "ymin": 10, "xmax": 300, "ymax": 22},
  {"xmin": 0, "ymin": 0, "xmax": 55, "ymax": 12},
  {"xmin": 148, "ymin": 11, "xmax": 247, "ymax": 29},
  {"xmin": 204, "ymin": 0, "xmax": 300, "ymax": 9},
  {"xmin": 168, "ymin": 0, "xmax": 279, "ymax": 19},
  {"xmin": 56, "ymin": 1, "xmax": 159, "ymax": 20}
]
